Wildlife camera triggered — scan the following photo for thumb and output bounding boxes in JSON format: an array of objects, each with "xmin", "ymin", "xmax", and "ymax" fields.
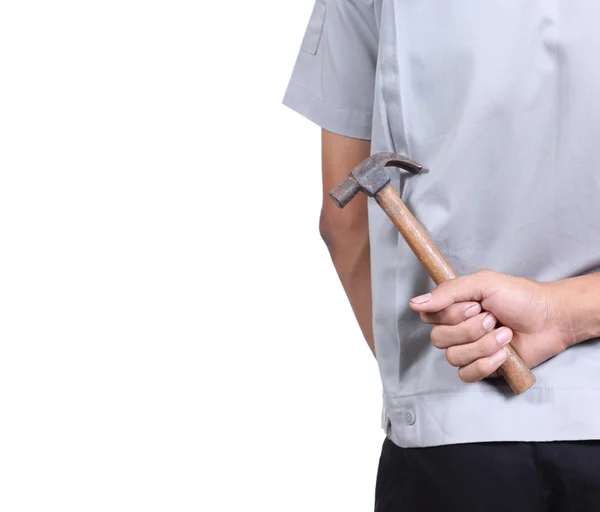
[{"xmin": 409, "ymin": 271, "xmax": 495, "ymax": 313}]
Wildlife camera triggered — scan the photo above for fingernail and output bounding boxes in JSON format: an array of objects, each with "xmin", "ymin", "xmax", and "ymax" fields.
[
  {"xmin": 410, "ymin": 293, "xmax": 431, "ymax": 304},
  {"xmin": 482, "ymin": 314, "xmax": 496, "ymax": 331},
  {"xmin": 464, "ymin": 304, "xmax": 480, "ymax": 319},
  {"xmin": 495, "ymin": 328, "xmax": 512, "ymax": 345},
  {"xmin": 490, "ymin": 348, "xmax": 508, "ymax": 365}
]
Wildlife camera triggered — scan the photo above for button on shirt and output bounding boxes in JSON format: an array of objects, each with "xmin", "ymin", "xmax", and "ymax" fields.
[{"xmin": 283, "ymin": 0, "xmax": 600, "ymax": 448}]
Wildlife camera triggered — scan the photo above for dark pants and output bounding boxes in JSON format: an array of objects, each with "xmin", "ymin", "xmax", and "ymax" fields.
[{"xmin": 375, "ymin": 437, "xmax": 600, "ymax": 512}]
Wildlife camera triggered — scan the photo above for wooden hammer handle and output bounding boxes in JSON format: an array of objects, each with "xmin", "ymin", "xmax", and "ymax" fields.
[{"xmin": 375, "ymin": 184, "xmax": 536, "ymax": 395}]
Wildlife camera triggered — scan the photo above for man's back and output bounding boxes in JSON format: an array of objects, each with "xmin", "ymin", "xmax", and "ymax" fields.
[{"xmin": 284, "ymin": 1, "xmax": 600, "ymax": 509}]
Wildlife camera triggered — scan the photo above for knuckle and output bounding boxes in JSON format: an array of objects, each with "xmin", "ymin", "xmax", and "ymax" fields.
[
  {"xmin": 464, "ymin": 323, "xmax": 480, "ymax": 342},
  {"xmin": 435, "ymin": 280, "xmax": 453, "ymax": 297},
  {"xmin": 420, "ymin": 312, "xmax": 434, "ymax": 325},
  {"xmin": 447, "ymin": 307, "xmax": 465, "ymax": 326},
  {"xmin": 436, "ymin": 280, "xmax": 451, "ymax": 291},
  {"xmin": 476, "ymin": 358, "xmax": 492, "ymax": 378},
  {"xmin": 430, "ymin": 327, "xmax": 445, "ymax": 348},
  {"xmin": 445, "ymin": 347, "xmax": 460, "ymax": 366},
  {"xmin": 458, "ymin": 368, "xmax": 476, "ymax": 383},
  {"xmin": 435, "ymin": 313, "xmax": 451, "ymax": 327},
  {"xmin": 472, "ymin": 336, "xmax": 496, "ymax": 359},
  {"xmin": 484, "ymin": 336, "xmax": 499, "ymax": 356},
  {"xmin": 475, "ymin": 268, "xmax": 498, "ymax": 287}
]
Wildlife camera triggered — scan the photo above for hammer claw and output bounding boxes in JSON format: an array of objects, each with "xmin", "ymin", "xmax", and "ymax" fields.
[{"xmin": 383, "ymin": 154, "xmax": 423, "ymax": 174}]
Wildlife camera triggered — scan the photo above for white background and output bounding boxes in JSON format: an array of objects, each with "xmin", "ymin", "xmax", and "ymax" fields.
[{"xmin": 0, "ymin": 1, "xmax": 384, "ymax": 510}]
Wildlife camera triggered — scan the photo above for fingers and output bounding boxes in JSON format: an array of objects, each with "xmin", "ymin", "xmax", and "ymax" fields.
[
  {"xmin": 412, "ymin": 270, "xmax": 520, "ymax": 383},
  {"xmin": 420, "ymin": 301, "xmax": 482, "ymax": 326},
  {"xmin": 444, "ymin": 326, "xmax": 513, "ymax": 367},
  {"xmin": 427, "ymin": 309, "xmax": 514, "ymax": 382},
  {"xmin": 435, "ymin": 324, "xmax": 514, "ymax": 383},
  {"xmin": 409, "ymin": 270, "xmax": 499, "ymax": 314},
  {"xmin": 430, "ymin": 312, "xmax": 497, "ymax": 348},
  {"xmin": 457, "ymin": 347, "xmax": 509, "ymax": 383}
]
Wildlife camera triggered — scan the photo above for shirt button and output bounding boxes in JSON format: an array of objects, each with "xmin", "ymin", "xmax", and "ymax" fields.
[{"xmin": 404, "ymin": 410, "xmax": 416, "ymax": 425}]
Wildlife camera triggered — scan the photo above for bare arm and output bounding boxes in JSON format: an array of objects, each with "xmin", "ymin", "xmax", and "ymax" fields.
[{"xmin": 319, "ymin": 129, "xmax": 375, "ymax": 356}]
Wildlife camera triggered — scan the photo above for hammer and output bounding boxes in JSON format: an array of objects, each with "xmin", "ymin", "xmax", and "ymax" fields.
[{"xmin": 330, "ymin": 152, "xmax": 536, "ymax": 395}]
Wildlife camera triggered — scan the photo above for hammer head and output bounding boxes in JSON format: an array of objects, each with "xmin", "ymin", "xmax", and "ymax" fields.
[{"xmin": 330, "ymin": 152, "xmax": 423, "ymax": 208}]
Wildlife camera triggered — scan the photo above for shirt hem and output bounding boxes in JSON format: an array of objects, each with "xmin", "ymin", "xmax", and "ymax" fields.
[
  {"xmin": 282, "ymin": 80, "xmax": 373, "ymax": 140},
  {"xmin": 384, "ymin": 386, "xmax": 600, "ymax": 448}
]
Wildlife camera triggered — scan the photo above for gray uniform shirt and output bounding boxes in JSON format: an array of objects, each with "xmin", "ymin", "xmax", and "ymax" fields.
[{"xmin": 283, "ymin": 0, "xmax": 600, "ymax": 448}]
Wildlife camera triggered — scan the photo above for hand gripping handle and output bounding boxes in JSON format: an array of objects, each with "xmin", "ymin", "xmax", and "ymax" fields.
[{"xmin": 374, "ymin": 184, "xmax": 536, "ymax": 395}]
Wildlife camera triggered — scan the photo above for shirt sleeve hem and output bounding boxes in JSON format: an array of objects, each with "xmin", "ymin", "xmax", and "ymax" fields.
[{"xmin": 282, "ymin": 80, "xmax": 373, "ymax": 141}]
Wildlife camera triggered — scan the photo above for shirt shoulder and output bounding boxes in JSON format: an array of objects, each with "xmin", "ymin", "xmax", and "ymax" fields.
[{"xmin": 282, "ymin": 0, "xmax": 380, "ymax": 140}]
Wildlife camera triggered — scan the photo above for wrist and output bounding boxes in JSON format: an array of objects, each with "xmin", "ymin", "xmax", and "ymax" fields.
[{"xmin": 543, "ymin": 274, "xmax": 600, "ymax": 347}]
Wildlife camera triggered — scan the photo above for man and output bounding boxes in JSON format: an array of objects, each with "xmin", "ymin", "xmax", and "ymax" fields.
[{"xmin": 283, "ymin": 1, "xmax": 600, "ymax": 511}]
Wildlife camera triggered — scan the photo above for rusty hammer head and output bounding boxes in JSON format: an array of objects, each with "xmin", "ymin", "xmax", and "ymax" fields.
[{"xmin": 329, "ymin": 152, "xmax": 423, "ymax": 208}]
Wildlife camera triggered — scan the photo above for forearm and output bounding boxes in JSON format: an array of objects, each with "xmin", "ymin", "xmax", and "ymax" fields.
[
  {"xmin": 322, "ymin": 215, "xmax": 375, "ymax": 355},
  {"xmin": 320, "ymin": 129, "xmax": 375, "ymax": 356},
  {"xmin": 546, "ymin": 272, "xmax": 600, "ymax": 346}
]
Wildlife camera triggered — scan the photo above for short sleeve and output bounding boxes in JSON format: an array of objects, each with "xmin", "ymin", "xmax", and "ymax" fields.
[{"xmin": 282, "ymin": 0, "xmax": 379, "ymax": 140}]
